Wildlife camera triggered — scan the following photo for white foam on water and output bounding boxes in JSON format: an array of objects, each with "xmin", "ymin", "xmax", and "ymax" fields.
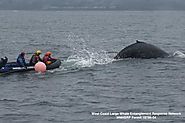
[
  {"xmin": 64, "ymin": 33, "xmax": 114, "ymax": 68},
  {"xmin": 173, "ymin": 51, "xmax": 185, "ymax": 58},
  {"xmin": 66, "ymin": 48, "xmax": 113, "ymax": 68}
]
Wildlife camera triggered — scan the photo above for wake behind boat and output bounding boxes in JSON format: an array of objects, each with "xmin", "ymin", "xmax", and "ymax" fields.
[{"xmin": 0, "ymin": 59, "xmax": 61, "ymax": 75}]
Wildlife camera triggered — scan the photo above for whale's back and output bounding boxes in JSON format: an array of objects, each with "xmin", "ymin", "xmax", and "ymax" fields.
[{"xmin": 114, "ymin": 41, "xmax": 168, "ymax": 59}]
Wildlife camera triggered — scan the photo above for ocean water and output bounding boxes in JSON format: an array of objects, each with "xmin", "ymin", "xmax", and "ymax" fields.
[{"xmin": 0, "ymin": 10, "xmax": 185, "ymax": 123}]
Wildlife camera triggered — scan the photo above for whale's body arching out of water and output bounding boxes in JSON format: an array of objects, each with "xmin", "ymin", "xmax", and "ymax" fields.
[{"xmin": 114, "ymin": 41, "xmax": 169, "ymax": 59}]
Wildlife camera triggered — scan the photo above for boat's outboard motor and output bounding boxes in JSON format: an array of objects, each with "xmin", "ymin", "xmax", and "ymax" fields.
[{"xmin": 0, "ymin": 57, "xmax": 8, "ymax": 69}]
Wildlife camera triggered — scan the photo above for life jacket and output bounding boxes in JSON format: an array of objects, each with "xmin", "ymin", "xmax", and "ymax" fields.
[
  {"xmin": 43, "ymin": 55, "xmax": 52, "ymax": 65},
  {"xmin": 29, "ymin": 54, "xmax": 42, "ymax": 65}
]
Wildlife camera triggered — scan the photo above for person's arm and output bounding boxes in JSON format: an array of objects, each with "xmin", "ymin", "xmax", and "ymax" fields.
[
  {"xmin": 39, "ymin": 57, "xmax": 43, "ymax": 62},
  {"xmin": 29, "ymin": 55, "xmax": 35, "ymax": 65},
  {"xmin": 22, "ymin": 58, "xmax": 27, "ymax": 69},
  {"xmin": 50, "ymin": 56, "xmax": 57, "ymax": 61}
]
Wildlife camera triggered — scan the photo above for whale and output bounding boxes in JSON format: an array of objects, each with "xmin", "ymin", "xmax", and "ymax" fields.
[{"xmin": 114, "ymin": 40, "xmax": 169, "ymax": 59}]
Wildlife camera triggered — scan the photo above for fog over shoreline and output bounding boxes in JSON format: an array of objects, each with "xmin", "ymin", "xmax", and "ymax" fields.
[{"xmin": 0, "ymin": 0, "xmax": 185, "ymax": 10}]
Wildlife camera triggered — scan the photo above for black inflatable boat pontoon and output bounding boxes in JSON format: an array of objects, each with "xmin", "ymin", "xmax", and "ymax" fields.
[{"xmin": 0, "ymin": 59, "xmax": 61, "ymax": 75}]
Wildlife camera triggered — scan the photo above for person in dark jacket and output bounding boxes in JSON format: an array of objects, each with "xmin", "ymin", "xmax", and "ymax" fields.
[
  {"xmin": 29, "ymin": 50, "xmax": 42, "ymax": 65},
  {"xmin": 0, "ymin": 56, "xmax": 8, "ymax": 69},
  {"xmin": 17, "ymin": 52, "xmax": 27, "ymax": 69}
]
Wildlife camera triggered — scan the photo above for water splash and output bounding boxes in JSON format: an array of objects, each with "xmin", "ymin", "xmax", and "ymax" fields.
[
  {"xmin": 173, "ymin": 51, "xmax": 185, "ymax": 58},
  {"xmin": 66, "ymin": 48, "xmax": 113, "ymax": 68},
  {"xmin": 64, "ymin": 33, "xmax": 114, "ymax": 68}
]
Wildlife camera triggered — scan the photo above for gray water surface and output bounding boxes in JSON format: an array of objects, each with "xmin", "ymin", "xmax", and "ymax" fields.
[{"xmin": 0, "ymin": 11, "xmax": 185, "ymax": 123}]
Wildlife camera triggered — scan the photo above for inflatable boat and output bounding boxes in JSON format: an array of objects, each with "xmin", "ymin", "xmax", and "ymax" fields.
[{"xmin": 0, "ymin": 59, "xmax": 61, "ymax": 75}]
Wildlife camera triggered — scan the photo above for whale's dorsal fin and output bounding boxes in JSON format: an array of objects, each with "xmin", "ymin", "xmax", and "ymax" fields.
[{"xmin": 136, "ymin": 40, "xmax": 144, "ymax": 43}]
